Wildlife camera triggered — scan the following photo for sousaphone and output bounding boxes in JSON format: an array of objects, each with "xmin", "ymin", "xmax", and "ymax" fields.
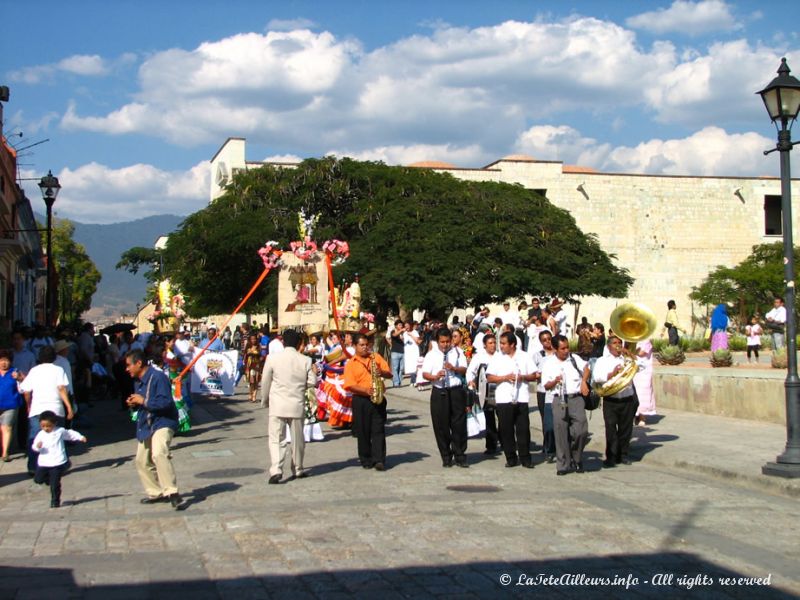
[{"xmin": 594, "ymin": 302, "xmax": 658, "ymax": 397}]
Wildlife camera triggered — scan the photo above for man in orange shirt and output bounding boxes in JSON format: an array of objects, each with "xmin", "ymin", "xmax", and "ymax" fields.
[{"xmin": 343, "ymin": 333, "xmax": 392, "ymax": 470}]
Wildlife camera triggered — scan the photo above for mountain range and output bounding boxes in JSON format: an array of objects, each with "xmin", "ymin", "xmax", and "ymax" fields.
[{"xmin": 66, "ymin": 214, "xmax": 184, "ymax": 318}]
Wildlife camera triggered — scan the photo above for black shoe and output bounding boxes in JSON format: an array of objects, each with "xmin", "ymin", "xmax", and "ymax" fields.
[
  {"xmin": 455, "ymin": 460, "xmax": 469, "ymax": 468},
  {"xmin": 361, "ymin": 462, "xmax": 373, "ymax": 469},
  {"xmin": 521, "ymin": 461, "xmax": 534, "ymax": 469},
  {"xmin": 484, "ymin": 447, "xmax": 497, "ymax": 455},
  {"xmin": 169, "ymin": 493, "xmax": 182, "ymax": 509},
  {"xmin": 546, "ymin": 455, "xmax": 556, "ymax": 464},
  {"xmin": 373, "ymin": 462, "xmax": 385, "ymax": 471},
  {"xmin": 620, "ymin": 457, "xmax": 632, "ymax": 465},
  {"xmin": 442, "ymin": 458, "xmax": 453, "ymax": 468},
  {"xmin": 268, "ymin": 474, "xmax": 282, "ymax": 484},
  {"xmin": 505, "ymin": 459, "xmax": 519, "ymax": 468},
  {"xmin": 556, "ymin": 469, "xmax": 572, "ymax": 476},
  {"xmin": 574, "ymin": 462, "xmax": 584, "ymax": 473},
  {"xmin": 50, "ymin": 500, "xmax": 60, "ymax": 508},
  {"xmin": 140, "ymin": 496, "xmax": 168, "ymax": 504},
  {"xmin": 602, "ymin": 460, "xmax": 616, "ymax": 468}
]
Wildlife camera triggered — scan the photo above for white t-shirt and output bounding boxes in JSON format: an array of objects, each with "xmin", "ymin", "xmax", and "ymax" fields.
[
  {"xmin": 499, "ymin": 309, "xmax": 520, "ymax": 327},
  {"xmin": 32, "ymin": 427, "xmax": 84, "ymax": 467},
  {"xmin": 486, "ymin": 350, "xmax": 537, "ymax": 404},
  {"xmin": 554, "ymin": 311, "xmax": 569, "ymax": 336},
  {"xmin": 54, "ymin": 355, "xmax": 74, "ymax": 395},
  {"xmin": 766, "ymin": 306, "xmax": 787, "ymax": 325},
  {"xmin": 268, "ymin": 338, "xmax": 285, "ymax": 356},
  {"xmin": 421, "ymin": 346, "xmax": 466, "ymax": 388},
  {"xmin": 541, "ymin": 354, "xmax": 586, "ymax": 398},
  {"xmin": 534, "ymin": 352, "xmax": 555, "ymax": 396},
  {"xmin": 19, "ymin": 363, "xmax": 70, "ymax": 417},
  {"xmin": 592, "ymin": 353, "xmax": 635, "ymax": 399},
  {"xmin": 746, "ymin": 324, "xmax": 763, "ymax": 346},
  {"xmin": 173, "ymin": 338, "xmax": 193, "ymax": 365}
]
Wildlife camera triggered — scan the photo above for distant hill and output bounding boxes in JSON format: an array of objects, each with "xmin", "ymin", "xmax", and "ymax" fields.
[{"xmin": 61, "ymin": 214, "xmax": 184, "ymax": 317}]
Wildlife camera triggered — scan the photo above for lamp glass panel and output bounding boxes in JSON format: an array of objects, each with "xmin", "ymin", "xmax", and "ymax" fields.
[
  {"xmin": 761, "ymin": 88, "xmax": 781, "ymax": 120},
  {"xmin": 782, "ymin": 87, "xmax": 800, "ymax": 120}
]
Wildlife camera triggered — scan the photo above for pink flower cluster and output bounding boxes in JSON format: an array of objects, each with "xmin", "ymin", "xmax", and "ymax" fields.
[
  {"xmin": 290, "ymin": 236, "xmax": 318, "ymax": 261},
  {"xmin": 359, "ymin": 312, "xmax": 375, "ymax": 323},
  {"xmin": 322, "ymin": 239, "xmax": 350, "ymax": 265},
  {"xmin": 258, "ymin": 241, "xmax": 284, "ymax": 270}
]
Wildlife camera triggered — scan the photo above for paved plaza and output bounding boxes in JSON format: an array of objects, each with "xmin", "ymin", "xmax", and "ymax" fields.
[{"xmin": 1, "ymin": 383, "xmax": 798, "ymax": 599}]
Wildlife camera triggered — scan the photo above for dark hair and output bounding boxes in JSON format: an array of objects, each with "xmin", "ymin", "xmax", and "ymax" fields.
[
  {"xmin": 775, "ymin": 296, "xmax": 784, "ymax": 303},
  {"xmin": 607, "ymin": 334, "xmax": 622, "ymax": 345},
  {"xmin": 126, "ymin": 348, "xmax": 147, "ymax": 366},
  {"xmin": 594, "ymin": 323, "xmax": 605, "ymax": 333},
  {"xmin": 282, "ymin": 329, "xmax": 301, "ymax": 349},
  {"xmin": 395, "ymin": 319, "xmax": 403, "ymax": 327},
  {"xmin": 38, "ymin": 346, "xmax": 56, "ymax": 364},
  {"xmin": 353, "ymin": 333, "xmax": 370, "ymax": 346},
  {"xmin": 436, "ymin": 327, "xmax": 451, "ymax": 340},
  {"xmin": 552, "ymin": 334, "xmax": 569, "ymax": 349},
  {"xmin": 538, "ymin": 330, "xmax": 552, "ymax": 342},
  {"xmin": 499, "ymin": 331, "xmax": 517, "ymax": 347},
  {"xmin": 0, "ymin": 349, "xmax": 12, "ymax": 361},
  {"xmin": 667, "ymin": 300, "xmax": 676, "ymax": 309},
  {"xmin": 39, "ymin": 410, "xmax": 58, "ymax": 424},
  {"xmin": 483, "ymin": 334, "xmax": 495, "ymax": 346}
]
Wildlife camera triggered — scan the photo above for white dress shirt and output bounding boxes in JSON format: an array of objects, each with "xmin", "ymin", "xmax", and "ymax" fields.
[
  {"xmin": 592, "ymin": 353, "xmax": 636, "ymax": 399},
  {"xmin": 421, "ymin": 347, "xmax": 466, "ymax": 388},
  {"xmin": 541, "ymin": 354, "xmax": 587, "ymax": 398},
  {"xmin": 486, "ymin": 350, "xmax": 537, "ymax": 405}
]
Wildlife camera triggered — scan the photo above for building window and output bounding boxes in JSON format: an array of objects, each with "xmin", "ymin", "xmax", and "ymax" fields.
[{"xmin": 765, "ymin": 195, "xmax": 782, "ymax": 236}]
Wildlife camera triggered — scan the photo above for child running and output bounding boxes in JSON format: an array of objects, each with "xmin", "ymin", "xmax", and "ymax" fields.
[{"xmin": 32, "ymin": 410, "xmax": 87, "ymax": 508}]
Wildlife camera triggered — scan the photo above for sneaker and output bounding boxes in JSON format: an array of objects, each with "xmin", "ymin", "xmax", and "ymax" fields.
[{"xmin": 169, "ymin": 493, "xmax": 182, "ymax": 509}]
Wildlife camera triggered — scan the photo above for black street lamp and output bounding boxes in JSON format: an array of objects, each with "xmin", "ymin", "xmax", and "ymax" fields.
[
  {"xmin": 38, "ymin": 170, "xmax": 61, "ymax": 327},
  {"xmin": 758, "ymin": 58, "xmax": 800, "ymax": 478}
]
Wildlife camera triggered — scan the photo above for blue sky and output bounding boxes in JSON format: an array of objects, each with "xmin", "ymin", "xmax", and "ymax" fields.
[{"xmin": 1, "ymin": 0, "xmax": 797, "ymax": 223}]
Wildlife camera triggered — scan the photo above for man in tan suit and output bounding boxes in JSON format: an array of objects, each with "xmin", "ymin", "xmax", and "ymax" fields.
[{"xmin": 260, "ymin": 329, "xmax": 316, "ymax": 484}]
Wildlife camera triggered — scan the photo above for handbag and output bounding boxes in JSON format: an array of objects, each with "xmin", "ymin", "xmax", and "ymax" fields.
[
  {"xmin": 569, "ymin": 354, "xmax": 601, "ymax": 411},
  {"xmin": 471, "ymin": 402, "xmax": 486, "ymax": 431},
  {"xmin": 466, "ymin": 409, "xmax": 482, "ymax": 438}
]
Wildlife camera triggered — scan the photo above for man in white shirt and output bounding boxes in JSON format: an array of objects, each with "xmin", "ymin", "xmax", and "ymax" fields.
[
  {"xmin": 466, "ymin": 334, "xmax": 500, "ymax": 455},
  {"xmin": 542, "ymin": 335, "xmax": 590, "ymax": 476},
  {"xmin": 19, "ymin": 345, "xmax": 73, "ymax": 474},
  {"xmin": 532, "ymin": 330, "xmax": 557, "ymax": 462},
  {"xmin": 499, "ymin": 302, "xmax": 520, "ymax": 328},
  {"xmin": 550, "ymin": 300, "xmax": 569, "ymax": 337},
  {"xmin": 268, "ymin": 333, "xmax": 285, "ymax": 356},
  {"xmin": 173, "ymin": 329, "xmax": 195, "ymax": 407},
  {"xmin": 486, "ymin": 332, "xmax": 539, "ymax": 468},
  {"xmin": 593, "ymin": 335, "xmax": 638, "ymax": 468},
  {"xmin": 765, "ymin": 297, "xmax": 787, "ymax": 350},
  {"xmin": 421, "ymin": 328, "xmax": 469, "ymax": 468}
]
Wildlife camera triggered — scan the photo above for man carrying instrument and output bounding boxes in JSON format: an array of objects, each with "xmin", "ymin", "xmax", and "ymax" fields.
[
  {"xmin": 343, "ymin": 334, "xmax": 392, "ymax": 471},
  {"xmin": 592, "ymin": 335, "xmax": 639, "ymax": 468},
  {"xmin": 421, "ymin": 328, "xmax": 469, "ymax": 468}
]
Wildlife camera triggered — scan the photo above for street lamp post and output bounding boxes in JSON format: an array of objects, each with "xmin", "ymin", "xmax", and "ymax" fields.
[
  {"xmin": 38, "ymin": 170, "xmax": 61, "ymax": 327},
  {"xmin": 758, "ymin": 58, "xmax": 800, "ymax": 478},
  {"xmin": 57, "ymin": 256, "xmax": 66, "ymax": 325}
]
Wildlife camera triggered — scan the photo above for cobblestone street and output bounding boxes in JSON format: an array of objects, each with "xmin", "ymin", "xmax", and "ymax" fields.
[{"xmin": 1, "ymin": 386, "xmax": 798, "ymax": 599}]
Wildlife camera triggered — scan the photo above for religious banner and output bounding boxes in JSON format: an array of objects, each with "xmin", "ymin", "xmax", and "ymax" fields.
[
  {"xmin": 190, "ymin": 350, "xmax": 239, "ymax": 396},
  {"xmin": 278, "ymin": 251, "xmax": 329, "ymax": 330}
]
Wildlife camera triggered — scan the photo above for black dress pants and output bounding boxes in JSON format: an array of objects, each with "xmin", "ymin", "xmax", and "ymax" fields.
[
  {"xmin": 430, "ymin": 387, "xmax": 467, "ymax": 462},
  {"xmin": 495, "ymin": 403, "xmax": 531, "ymax": 463},
  {"xmin": 537, "ymin": 391, "xmax": 555, "ymax": 455},
  {"xmin": 602, "ymin": 396, "xmax": 638, "ymax": 462},
  {"xmin": 483, "ymin": 402, "xmax": 500, "ymax": 451},
  {"xmin": 352, "ymin": 395, "xmax": 387, "ymax": 467},
  {"xmin": 34, "ymin": 463, "xmax": 68, "ymax": 504}
]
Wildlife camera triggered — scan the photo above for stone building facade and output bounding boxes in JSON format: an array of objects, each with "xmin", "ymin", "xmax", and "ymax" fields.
[{"xmin": 210, "ymin": 137, "xmax": 798, "ymax": 332}]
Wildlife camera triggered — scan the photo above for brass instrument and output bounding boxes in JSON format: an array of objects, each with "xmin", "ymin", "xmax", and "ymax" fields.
[
  {"xmin": 370, "ymin": 353, "xmax": 385, "ymax": 404},
  {"xmin": 595, "ymin": 302, "xmax": 657, "ymax": 397}
]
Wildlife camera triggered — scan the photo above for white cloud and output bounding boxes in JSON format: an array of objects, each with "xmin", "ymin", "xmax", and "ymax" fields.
[
  {"xmin": 9, "ymin": 54, "xmax": 111, "ymax": 84},
  {"xmin": 264, "ymin": 153, "xmax": 303, "ymax": 163},
  {"xmin": 266, "ymin": 17, "xmax": 316, "ymax": 31},
  {"xmin": 626, "ymin": 0, "xmax": 740, "ymax": 36},
  {"xmin": 20, "ymin": 162, "xmax": 210, "ymax": 224},
  {"xmin": 515, "ymin": 124, "xmax": 775, "ymax": 177}
]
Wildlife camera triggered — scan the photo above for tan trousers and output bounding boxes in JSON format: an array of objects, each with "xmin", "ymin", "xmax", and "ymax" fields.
[
  {"xmin": 268, "ymin": 415, "xmax": 305, "ymax": 478},
  {"xmin": 135, "ymin": 427, "xmax": 178, "ymax": 498}
]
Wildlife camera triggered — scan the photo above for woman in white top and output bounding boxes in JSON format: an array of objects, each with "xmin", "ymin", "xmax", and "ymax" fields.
[{"xmin": 402, "ymin": 322, "xmax": 421, "ymax": 385}]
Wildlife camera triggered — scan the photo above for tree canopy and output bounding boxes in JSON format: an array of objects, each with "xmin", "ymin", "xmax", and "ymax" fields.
[
  {"xmin": 48, "ymin": 218, "xmax": 102, "ymax": 323},
  {"xmin": 161, "ymin": 157, "xmax": 633, "ymax": 320},
  {"xmin": 689, "ymin": 242, "xmax": 794, "ymax": 328}
]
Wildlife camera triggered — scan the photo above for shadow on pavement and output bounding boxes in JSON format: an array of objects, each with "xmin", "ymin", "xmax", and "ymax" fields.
[
  {"xmin": 178, "ymin": 481, "xmax": 242, "ymax": 510},
  {"xmin": 0, "ymin": 552, "xmax": 791, "ymax": 598}
]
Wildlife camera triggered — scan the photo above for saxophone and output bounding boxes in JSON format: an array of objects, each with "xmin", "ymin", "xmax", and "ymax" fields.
[{"xmin": 370, "ymin": 353, "xmax": 385, "ymax": 404}]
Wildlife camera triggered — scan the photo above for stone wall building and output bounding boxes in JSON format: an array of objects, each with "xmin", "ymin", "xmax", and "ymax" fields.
[{"xmin": 210, "ymin": 137, "xmax": 798, "ymax": 333}]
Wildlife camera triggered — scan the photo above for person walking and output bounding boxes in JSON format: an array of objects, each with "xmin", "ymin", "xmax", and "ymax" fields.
[
  {"xmin": 125, "ymin": 349, "xmax": 182, "ymax": 509},
  {"xmin": 260, "ymin": 330, "xmax": 317, "ymax": 483}
]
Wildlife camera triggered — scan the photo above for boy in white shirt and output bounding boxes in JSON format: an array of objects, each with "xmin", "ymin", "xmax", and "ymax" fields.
[{"xmin": 32, "ymin": 410, "xmax": 87, "ymax": 508}]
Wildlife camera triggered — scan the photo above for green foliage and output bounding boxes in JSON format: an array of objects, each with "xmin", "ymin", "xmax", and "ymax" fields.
[
  {"xmin": 163, "ymin": 158, "xmax": 633, "ymax": 318},
  {"xmin": 116, "ymin": 247, "xmax": 161, "ymax": 283},
  {"xmin": 728, "ymin": 334, "xmax": 747, "ymax": 352},
  {"xmin": 49, "ymin": 218, "xmax": 102, "ymax": 322},
  {"xmin": 690, "ymin": 242, "xmax": 797, "ymax": 327}
]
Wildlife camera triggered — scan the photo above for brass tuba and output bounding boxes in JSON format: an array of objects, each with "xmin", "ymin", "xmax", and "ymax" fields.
[
  {"xmin": 594, "ymin": 302, "xmax": 657, "ymax": 397},
  {"xmin": 370, "ymin": 353, "xmax": 385, "ymax": 404}
]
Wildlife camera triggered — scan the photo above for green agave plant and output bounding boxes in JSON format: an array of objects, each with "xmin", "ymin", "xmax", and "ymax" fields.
[
  {"xmin": 655, "ymin": 344, "xmax": 686, "ymax": 365},
  {"xmin": 710, "ymin": 348, "xmax": 733, "ymax": 368}
]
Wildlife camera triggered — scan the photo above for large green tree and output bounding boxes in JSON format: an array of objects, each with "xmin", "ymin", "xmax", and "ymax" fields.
[
  {"xmin": 161, "ymin": 157, "xmax": 633, "ymax": 320},
  {"xmin": 690, "ymin": 242, "xmax": 795, "ymax": 328},
  {"xmin": 49, "ymin": 218, "xmax": 102, "ymax": 323}
]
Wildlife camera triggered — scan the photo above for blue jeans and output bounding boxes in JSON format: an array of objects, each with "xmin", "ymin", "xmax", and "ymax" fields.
[
  {"xmin": 773, "ymin": 332, "xmax": 785, "ymax": 351},
  {"xmin": 390, "ymin": 352, "xmax": 404, "ymax": 387},
  {"xmin": 27, "ymin": 414, "xmax": 65, "ymax": 473}
]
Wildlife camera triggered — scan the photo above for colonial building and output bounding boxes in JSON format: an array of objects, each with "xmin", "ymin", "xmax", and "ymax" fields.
[
  {"xmin": 210, "ymin": 137, "xmax": 799, "ymax": 332},
  {"xmin": 0, "ymin": 88, "xmax": 46, "ymax": 330}
]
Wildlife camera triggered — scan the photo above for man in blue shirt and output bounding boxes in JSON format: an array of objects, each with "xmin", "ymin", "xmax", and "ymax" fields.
[
  {"xmin": 200, "ymin": 326, "xmax": 224, "ymax": 353},
  {"xmin": 125, "ymin": 349, "xmax": 182, "ymax": 509}
]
